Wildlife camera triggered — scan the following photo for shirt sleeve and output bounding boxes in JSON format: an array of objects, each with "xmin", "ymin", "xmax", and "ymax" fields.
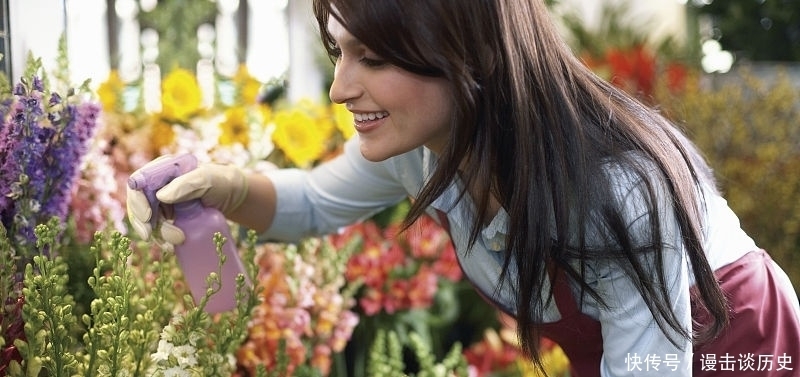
[
  {"xmin": 595, "ymin": 163, "xmax": 694, "ymax": 377},
  {"xmin": 262, "ymin": 136, "xmax": 410, "ymax": 241}
]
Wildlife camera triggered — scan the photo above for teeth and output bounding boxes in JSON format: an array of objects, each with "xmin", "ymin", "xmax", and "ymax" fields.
[{"xmin": 354, "ymin": 112, "xmax": 389, "ymax": 122}]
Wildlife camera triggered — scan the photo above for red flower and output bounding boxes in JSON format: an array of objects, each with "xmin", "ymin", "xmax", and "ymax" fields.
[
  {"xmin": 433, "ymin": 241, "xmax": 462, "ymax": 282},
  {"xmin": 342, "ymin": 213, "xmax": 461, "ymax": 315},
  {"xmin": 605, "ymin": 44, "xmax": 656, "ymax": 97},
  {"xmin": 463, "ymin": 328, "xmax": 521, "ymax": 377},
  {"xmin": 664, "ymin": 62, "xmax": 689, "ymax": 93}
]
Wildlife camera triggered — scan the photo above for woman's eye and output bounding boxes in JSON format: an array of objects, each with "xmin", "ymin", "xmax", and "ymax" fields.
[
  {"xmin": 330, "ymin": 43, "xmax": 386, "ymax": 68},
  {"xmin": 360, "ymin": 56, "xmax": 387, "ymax": 68}
]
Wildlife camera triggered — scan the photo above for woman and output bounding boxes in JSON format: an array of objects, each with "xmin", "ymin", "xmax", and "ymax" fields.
[{"xmin": 127, "ymin": 0, "xmax": 800, "ymax": 375}]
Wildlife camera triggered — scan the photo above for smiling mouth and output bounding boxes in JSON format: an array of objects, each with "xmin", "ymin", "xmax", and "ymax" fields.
[{"xmin": 353, "ymin": 111, "xmax": 389, "ymax": 122}]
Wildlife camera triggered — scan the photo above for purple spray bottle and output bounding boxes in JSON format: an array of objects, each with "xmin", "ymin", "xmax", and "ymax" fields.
[{"xmin": 127, "ymin": 154, "xmax": 249, "ymax": 313}]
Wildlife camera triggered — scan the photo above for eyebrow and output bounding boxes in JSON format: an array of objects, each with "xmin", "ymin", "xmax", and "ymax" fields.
[
  {"xmin": 327, "ymin": 20, "xmax": 364, "ymax": 50},
  {"xmin": 339, "ymin": 37, "xmax": 364, "ymax": 50},
  {"xmin": 330, "ymin": 33, "xmax": 365, "ymax": 52}
]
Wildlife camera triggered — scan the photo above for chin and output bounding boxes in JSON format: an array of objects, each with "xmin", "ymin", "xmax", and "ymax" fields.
[
  {"xmin": 359, "ymin": 149, "xmax": 390, "ymax": 162},
  {"xmin": 358, "ymin": 142, "xmax": 397, "ymax": 162}
]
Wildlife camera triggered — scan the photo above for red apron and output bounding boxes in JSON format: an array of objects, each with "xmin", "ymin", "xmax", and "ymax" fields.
[
  {"xmin": 437, "ymin": 209, "xmax": 800, "ymax": 376},
  {"xmin": 690, "ymin": 250, "xmax": 800, "ymax": 376},
  {"xmin": 537, "ymin": 268, "xmax": 603, "ymax": 377},
  {"xmin": 539, "ymin": 251, "xmax": 800, "ymax": 377}
]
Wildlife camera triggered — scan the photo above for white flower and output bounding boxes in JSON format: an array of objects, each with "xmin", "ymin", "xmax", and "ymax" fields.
[
  {"xmin": 162, "ymin": 322, "xmax": 178, "ymax": 341},
  {"xmin": 162, "ymin": 366, "xmax": 190, "ymax": 377},
  {"xmin": 152, "ymin": 339, "xmax": 174, "ymax": 362},
  {"xmin": 172, "ymin": 344, "xmax": 198, "ymax": 367}
]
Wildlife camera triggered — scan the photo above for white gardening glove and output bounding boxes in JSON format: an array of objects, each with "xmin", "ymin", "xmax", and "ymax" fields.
[{"xmin": 126, "ymin": 162, "xmax": 249, "ymax": 244}]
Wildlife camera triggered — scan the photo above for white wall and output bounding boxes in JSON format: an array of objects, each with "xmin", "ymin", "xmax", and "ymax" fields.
[
  {"xmin": 9, "ymin": 0, "xmax": 65, "ymax": 83},
  {"xmin": 10, "ymin": 0, "xmax": 109, "ymax": 87},
  {"xmin": 65, "ymin": 0, "xmax": 110, "ymax": 87},
  {"xmin": 286, "ymin": 0, "xmax": 323, "ymax": 102}
]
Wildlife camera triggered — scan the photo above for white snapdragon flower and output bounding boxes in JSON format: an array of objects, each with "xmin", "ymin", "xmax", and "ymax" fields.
[
  {"xmin": 172, "ymin": 344, "xmax": 198, "ymax": 367},
  {"xmin": 162, "ymin": 366, "xmax": 190, "ymax": 377},
  {"xmin": 152, "ymin": 339, "xmax": 174, "ymax": 362}
]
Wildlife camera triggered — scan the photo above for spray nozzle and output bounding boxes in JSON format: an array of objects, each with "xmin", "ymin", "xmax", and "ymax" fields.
[{"xmin": 127, "ymin": 154, "xmax": 199, "ymax": 230}]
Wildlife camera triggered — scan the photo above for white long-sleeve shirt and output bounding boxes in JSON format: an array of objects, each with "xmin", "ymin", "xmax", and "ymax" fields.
[{"xmin": 263, "ymin": 135, "xmax": 769, "ymax": 376}]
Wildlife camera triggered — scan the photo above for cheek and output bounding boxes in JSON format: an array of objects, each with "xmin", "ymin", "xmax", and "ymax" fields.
[
  {"xmin": 408, "ymin": 82, "xmax": 452, "ymax": 118},
  {"xmin": 417, "ymin": 91, "xmax": 454, "ymax": 151},
  {"xmin": 423, "ymin": 88, "xmax": 454, "ymax": 130}
]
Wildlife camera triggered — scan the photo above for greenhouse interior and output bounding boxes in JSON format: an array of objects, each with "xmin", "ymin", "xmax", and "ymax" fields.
[{"xmin": 1, "ymin": 0, "xmax": 799, "ymax": 376}]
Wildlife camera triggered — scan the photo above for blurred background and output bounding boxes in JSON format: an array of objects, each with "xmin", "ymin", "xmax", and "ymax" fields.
[
  {"xmin": 4, "ymin": 0, "xmax": 799, "ymax": 289},
  {"xmin": 6, "ymin": 0, "xmax": 799, "ymax": 96}
]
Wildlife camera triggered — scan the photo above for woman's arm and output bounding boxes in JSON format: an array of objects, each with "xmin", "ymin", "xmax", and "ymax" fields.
[
  {"xmin": 596, "ymin": 160, "xmax": 694, "ymax": 376},
  {"xmin": 246, "ymin": 136, "xmax": 412, "ymax": 241},
  {"xmin": 226, "ymin": 172, "xmax": 277, "ymax": 233}
]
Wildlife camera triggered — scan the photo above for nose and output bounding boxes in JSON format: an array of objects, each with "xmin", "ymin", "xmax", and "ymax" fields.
[{"xmin": 328, "ymin": 61, "xmax": 360, "ymax": 105}]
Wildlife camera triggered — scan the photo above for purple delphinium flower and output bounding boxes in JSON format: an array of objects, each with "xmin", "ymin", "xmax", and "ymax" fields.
[
  {"xmin": 0, "ymin": 75, "xmax": 100, "ymax": 254},
  {"xmin": 0, "ymin": 97, "xmax": 16, "ymax": 179},
  {"xmin": 32, "ymin": 76, "xmax": 43, "ymax": 92},
  {"xmin": 0, "ymin": 119, "xmax": 23, "ymax": 226},
  {"xmin": 41, "ymin": 101, "xmax": 100, "ymax": 221},
  {"xmin": 0, "ymin": 91, "xmax": 50, "ymax": 246}
]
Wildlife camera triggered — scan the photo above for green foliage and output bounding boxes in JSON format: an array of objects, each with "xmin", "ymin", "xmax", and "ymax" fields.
[
  {"xmin": 692, "ymin": 0, "xmax": 800, "ymax": 61},
  {"xmin": 16, "ymin": 218, "xmax": 80, "ymax": 377},
  {"xmin": 137, "ymin": 0, "xmax": 218, "ymax": 73},
  {"xmin": 0, "ymin": 223, "xmax": 18, "ymax": 345},
  {"xmin": 367, "ymin": 330, "xmax": 405, "ymax": 377},
  {"xmin": 262, "ymin": 338, "xmax": 323, "ymax": 377},
  {"xmin": 407, "ymin": 332, "xmax": 468, "ymax": 377},
  {"xmin": 2, "ymin": 218, "xmax": 260, "ymax": 376},
  {"xmin": 657, "ymin": 67, "xmax": 800, "ymax": 283},
  {"xmin": 366, "ymin": 329, "xmax": 468, "ymax": 377}
]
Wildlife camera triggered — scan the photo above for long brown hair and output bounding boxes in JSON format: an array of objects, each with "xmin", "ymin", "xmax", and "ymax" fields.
[{"xmin": 313, "ymin": 0, "xmax": 728, "ymax": 368}]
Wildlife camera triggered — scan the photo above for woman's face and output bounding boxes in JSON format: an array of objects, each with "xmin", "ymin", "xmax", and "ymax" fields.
[{"xmin": 327, "ymin": 17, "xmax": 453, "ymax": 161}]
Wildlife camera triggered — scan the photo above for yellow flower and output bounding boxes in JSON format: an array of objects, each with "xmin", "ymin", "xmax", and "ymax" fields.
[
  {"xmin": 332, "ymin": 103, "xmax": 355, "ymax": 140},
  {"xmin": 161, "ymin": 68, "xmax": 203, "ymax": 122},
  {"xmin": 517, "ymin": 344, "xmax": 571, "ymax": 377},
  {"xmin": 149, "ymin": 115, "xmax": 177, "ymax": 153},
  {"xmin": 218, "ymin": 106, "xmax": 250, "ymax": 147},
  {"xmin": 96, "ymin": 70, "xmax": 124, "ymax": 112},
  {"xmin": 257, "ymin": 103, "xmax": 273, "ymax": 125},
  {"xmin": 233, "ymin": 65, "xmax": 263, "ymax": 105},
  {"xmin": 272, "ymin": 108, "xmax": 332, "ymax": 168}
]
